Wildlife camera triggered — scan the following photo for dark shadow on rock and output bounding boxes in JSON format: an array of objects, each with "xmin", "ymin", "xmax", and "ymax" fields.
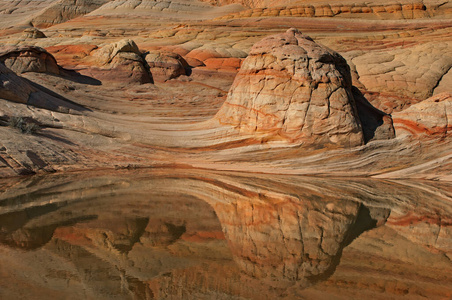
[
  {"xmin": 24, "ymin": 76, "xmax": 92, "ymax": 113},
  {"xmin": 353, "ymin": 86, "xmax": 395, "ymax": 143},
  {"xmin": 60, "ymin": 68, "xmax": 102, "ymax": 86},
  {"xmin": 308, "ymin": 204, "xmax": 391, "ymax": 284},
  {"xmin": 0, "ymin": 203, "xmax": 97, "ymax": 250},
  {"xmin": 37, "ymin": 130, "xmax": 77, "ymax": 146}
]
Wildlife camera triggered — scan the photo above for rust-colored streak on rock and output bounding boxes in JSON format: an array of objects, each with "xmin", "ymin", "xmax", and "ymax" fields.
[
  {"xmin": 393, "ymin": 92, "xmax": 452, "ymax": 138},
  {"xmin": 215, "ymin": 28, "xmax": 369, "ymax": 148}
]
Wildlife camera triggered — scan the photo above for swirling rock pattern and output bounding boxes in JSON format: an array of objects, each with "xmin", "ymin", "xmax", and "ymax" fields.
[{"xmin": 216, "ymin": 28, "xmax": 372, "ymax": 147}]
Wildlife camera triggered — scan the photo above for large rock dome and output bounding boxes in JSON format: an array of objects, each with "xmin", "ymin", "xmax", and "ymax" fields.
[{"xmin": 215, "ymin": 28, "xmax": 365, "ymax": 147}]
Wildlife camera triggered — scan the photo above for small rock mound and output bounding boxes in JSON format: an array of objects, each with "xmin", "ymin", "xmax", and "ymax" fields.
[
  {"xmin": 215, "ymin": 28, "xmax": 365, "ymax": 147},
  {"xmin": 0, "ymin": 45, "xmax": 59, "ymax": 74},
  {"xmin": 89, "ymin": 39, "xmax": 152, "ymax": 84},
  {"xmin": 21, "ymin": 28, "xmax": 46, "ymax": 39},
  {"xmin": 144, "ymin": 51, "xmax": 189, "ymax": 82},
  {"xmin": 393, "ymin": 92, "xmax": 452, "ymax": 138}
]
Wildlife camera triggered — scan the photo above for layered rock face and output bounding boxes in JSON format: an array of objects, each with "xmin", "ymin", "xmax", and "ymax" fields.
[
  {"xmin": 144, "ymin": 50, "xmax": 189, "ymax": 82},
  {"xmin": 29, "ymin": 0, "xmax": 109, "ymax": 28},
  {"xmin": 0, "ymin": 63, "xmax": 83, "ymax": 113},
  {"xmin": 393, "ymin": 92, "xmax": 452, "ymax": 138},
  {"xmin": 88, "ymin": 39, "xmax": 153, "ymax": 84},
  {"xmin": 0, "ymin": 64, "xmax": 36, "ymax": 104},
  {"xmin": 216, "ymin": 28, "xmax": 367, "ymax": 147},
  {"xmin": 0, "ymin": 46, "xmax": 59, "ymax": 75}
]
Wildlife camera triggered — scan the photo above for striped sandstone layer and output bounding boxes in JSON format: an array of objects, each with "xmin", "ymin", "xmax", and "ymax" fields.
[{"xmin": 215, "ymin": 28, "xmax": 393, "ymax": 147}]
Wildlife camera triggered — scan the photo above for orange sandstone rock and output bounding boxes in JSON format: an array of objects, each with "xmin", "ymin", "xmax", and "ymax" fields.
[{"xmin": 393, "ymin": 92, "xmax": 452, "ymax": 138}]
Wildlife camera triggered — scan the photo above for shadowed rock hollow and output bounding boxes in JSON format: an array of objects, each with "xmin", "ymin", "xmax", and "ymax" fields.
[{"xmin": 215, "ymin": 28, "xmax": 391, "ymax": 148}]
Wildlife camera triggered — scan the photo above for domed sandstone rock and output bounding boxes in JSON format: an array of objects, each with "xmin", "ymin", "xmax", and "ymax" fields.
[
  {"xmin": 0, "ymin": 45, "xmax": 59, "ymax": 74},
  {"xmin": 89, "ymin": 39, "xmax": 152, "ymax": 84},
  {"xmin": 215, "ymin": 28, "xmax": 366, "ymax": 147},
  {"xmin": 144, "ymin": 50, "xmax": 189, "ymax": 82}
]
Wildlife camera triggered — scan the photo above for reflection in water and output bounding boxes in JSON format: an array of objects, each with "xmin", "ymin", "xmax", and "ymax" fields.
[{"xmin": 0, "ymin": 169, "xmax": 451, "ymax": 299}]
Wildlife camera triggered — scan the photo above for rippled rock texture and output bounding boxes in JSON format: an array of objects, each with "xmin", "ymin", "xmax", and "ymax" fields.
[
  {"xmin": 216, "ymin": 29, "xmax": 395, "ymax": 147},
  {"xmin": 0, "ymin": 0, "xmax": 450, "ymax": 180},
  {"xmin": 393, "ymin": 92, "xmax": 452, "ymax": 138},
  {"xmin": 216, "ymin": 29, "xmax": 365, "ymax": 147}
]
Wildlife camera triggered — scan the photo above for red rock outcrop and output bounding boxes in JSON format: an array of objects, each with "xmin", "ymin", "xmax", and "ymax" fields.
[
  {"xmin": 45, "ymin": 44, "xmax": 98, "ymax": 68},
  {"xmin": 215, "ymin": 28, "xmax": 378, "ymax": 147},
  {"xmin": 392, "ymin": 92, "xmax": 452, "ymax": 138},
  {"xmin": 85, "ymin": 39, "xmax": 153, "ymax": 84},
  {"xmin": 0, "ymin": 45, "xmax": 59, "ymax": 74},
  {"xmin": 144, "ymin": 50, "xmax": 189, "ymax": 82}
]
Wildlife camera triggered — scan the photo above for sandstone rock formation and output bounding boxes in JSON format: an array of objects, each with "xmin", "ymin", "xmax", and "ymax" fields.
[
  {"xmin": 0, "ymin": 63, "xmax": 83, "ymax": 113},
  {"xmin": 215, "ymin": 28, "xmax": 393, "ymax": 147},
  {"xmin": 86, "ymin": 39, "xmax": 153, "ymax": 84},
  {"xmin": 393, "ymin": 92, "xmax": 452, "ymax": 138},
  {"xmin": 215, "ymin": 2, "xmax": 450, "ymax": 19},
  {"xmin": 21, "ymin": 28, "xmax": 46, "ymax": 39},
  {"xmin": 144, "ymin": 50, "xmax": 189, "ymax": 82},
  {"xmin": 29, "ymin": 0, "xmax": 109, "ymax": 28},
  {"xmin": 0, "ymin": 64, "xmax": 37, "ymax": 104},
  {"xmin": 0, "ymin": 46, "xmax": 59, "ymax": 74},
  {"xmin": 351, "ymin": 42, "xmax": 452, "ymax": 102}
]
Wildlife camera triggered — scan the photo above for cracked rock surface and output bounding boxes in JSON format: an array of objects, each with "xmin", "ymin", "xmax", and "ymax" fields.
[{"xmin": 216, "ymin": 28, "xmax": 379, "ymax": 147}]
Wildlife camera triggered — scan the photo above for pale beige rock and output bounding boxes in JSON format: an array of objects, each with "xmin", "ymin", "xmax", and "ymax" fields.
[
  {"xmin": 88, "ymin": 39, "xmax": 152, "ymax": 84},
  {"xmin": 352, "ymin": 42, "xmax": 452, "ymax": 100},
  {"xmin": 93, "ymin": 39, "xmax": 142, "ymax": 64},
  {"xmin": 21, "ymin": 28, "xmax": 46, "ymax": 39},
  {"xmin": 29, "ymin": 0, "xmax": 109, "ymax": 28},
  {"xmin": 215, "ymin": 28, "xmax": 365, "ymax": 148}
]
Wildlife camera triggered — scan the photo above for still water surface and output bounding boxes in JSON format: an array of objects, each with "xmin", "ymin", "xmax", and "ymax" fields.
[{"xmin": 0, "ymin": 169, "xmax": 451, "ymax": 299}]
